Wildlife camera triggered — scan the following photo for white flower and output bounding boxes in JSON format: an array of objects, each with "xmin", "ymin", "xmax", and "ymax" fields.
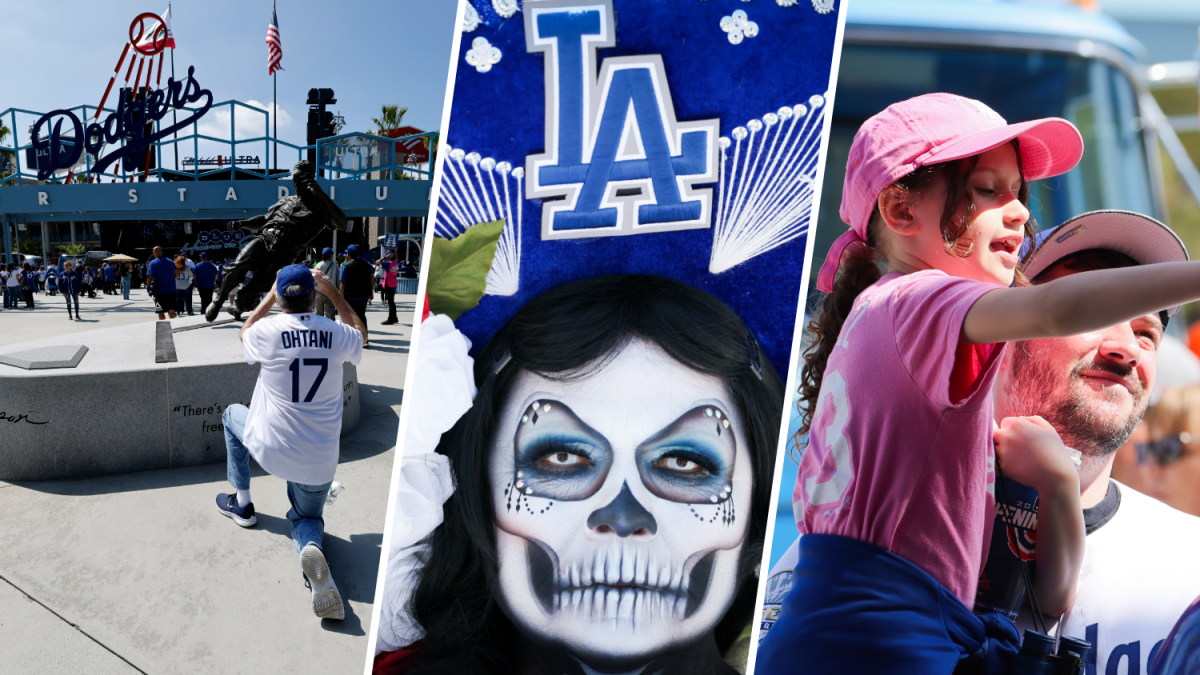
[
  {"xmin": 376, "ymin": 314, "xmax": 475, "ymax": 653},
  {"xmin": 720, "ymin": 9, "xmax": 759, "ymax": 45},
  {"xmin": 812, "ymin": 0, "xmax": 835, "ymax": 13},
  {"xmin": 465, "ymin": 36, "xmax": 502, "ymax": 73},
  {"xmin": 493, "ymin": 0, "xmax": 519, "ymax": 19},
  {"xmin": 462, "ymin": 2, "xmax": 480, "ymax": 32}
]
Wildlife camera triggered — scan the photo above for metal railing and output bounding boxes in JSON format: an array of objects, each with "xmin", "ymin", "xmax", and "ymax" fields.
[{"xmin": 0, "ymin": 100, "xmax": 436, "ymax": 186}]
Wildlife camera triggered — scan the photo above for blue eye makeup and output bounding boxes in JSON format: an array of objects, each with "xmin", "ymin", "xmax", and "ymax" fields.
[
  {"xmin": 513, "ymin": 399, "xmax": 612, "ymax": 501},
  {"xmin": 637, "ymin": 406, "xmax": 737, "ymax": 504},
  {"xmin": 510, "ymin": 400, "xmax": 737, "ymax": 506}
]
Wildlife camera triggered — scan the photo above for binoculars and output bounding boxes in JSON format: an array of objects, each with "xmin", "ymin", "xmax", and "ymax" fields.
[{"xmin": 1010, "ymin": 630, "xmax": 1090, "ymax": 675}]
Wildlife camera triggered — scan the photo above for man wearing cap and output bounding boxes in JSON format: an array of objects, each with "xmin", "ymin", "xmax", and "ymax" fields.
[
  {"xmin": 193, "ymin": 252, "xmax": 219, "ymax": 314},
  {"xmin": 314, "ymin": 247, "xmax": 338, "ymax": 320},
  {"xmin": 993, "ymin": 211, "xmax": 1200, "ymax": 675},
  {"xmin": 214, "ymin": 263, "xmax": 365, "ymax": 621},
  {"xmin": 147, "ymin": 246, "xmax": 178, "ymax": 320},
  {"xmin": 761, "ymin": 211, "xmax": 1200, "ymax": 672},
  {"xmin": 339, "ymin": 244, "xmax": 374, "ymax": 346}
]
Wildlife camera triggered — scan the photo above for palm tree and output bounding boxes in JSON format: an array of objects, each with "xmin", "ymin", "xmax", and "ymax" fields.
[
  {"xmin": 371, "ymin": 105, "xmax": 410, "ymax": 179},
  {"xmin": 370, "ymin": 105, "xmax": 409, "ymax": 136}
]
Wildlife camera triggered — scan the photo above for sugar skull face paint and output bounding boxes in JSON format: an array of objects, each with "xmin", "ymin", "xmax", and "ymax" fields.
[{"xmin": 490, "ymin": 339, "xmax": 752, "ymax": 665}]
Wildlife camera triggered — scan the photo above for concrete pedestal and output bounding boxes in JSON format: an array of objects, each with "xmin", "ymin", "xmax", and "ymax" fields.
[{"xmin": 0, "ymin": 313, "xmax": 360, "ymax": 481}]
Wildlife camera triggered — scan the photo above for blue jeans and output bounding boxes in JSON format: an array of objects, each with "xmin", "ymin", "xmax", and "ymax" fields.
[
  {"xmin": 64, "ymin": 293, "xmax": 80, "ymax": 316},
  {"xmin": 177, "ymin": 285, "xmax": 193, "ymax": 315},
  {"xmin": 121, "ymin": 276, "xmax": 131, "ymax": 299},
  {"xmin": 4, "ymin": 286, "xmax": 17, "ymax": 308},
  {"xmin": 223, "ymin": 404, "xmax": 332, "ymax": 560}
]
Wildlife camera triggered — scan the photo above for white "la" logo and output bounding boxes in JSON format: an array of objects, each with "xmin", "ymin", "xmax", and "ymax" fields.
[{"xmin": 524, "ymin": 0, "xmax": 719, "ymax": 241}]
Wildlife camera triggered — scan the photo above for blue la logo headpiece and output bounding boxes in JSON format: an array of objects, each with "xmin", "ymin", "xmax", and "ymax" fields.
[{"xmin": 435, "ymin": 0, "xmax": 839, "ymax": 375}]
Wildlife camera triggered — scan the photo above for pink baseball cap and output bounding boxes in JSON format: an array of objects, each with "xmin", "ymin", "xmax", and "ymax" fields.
[{"xmin": 816, "ymin": 93, "xmax": 1084, "ymax": 293}]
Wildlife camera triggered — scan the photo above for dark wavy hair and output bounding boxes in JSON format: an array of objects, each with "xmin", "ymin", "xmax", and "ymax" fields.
[
  {"xmin": 796, "ymin": 139, "xmax": 1036, "ymax": 441},
  {"xmin": 399, "ymin": 274, "xmax": 784, "ymax": 674}
]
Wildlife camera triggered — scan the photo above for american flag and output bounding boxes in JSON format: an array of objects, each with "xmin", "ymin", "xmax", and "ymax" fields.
[{"xmin": 265, "ymin": 6, "xmax": 283, "ymax": 75}]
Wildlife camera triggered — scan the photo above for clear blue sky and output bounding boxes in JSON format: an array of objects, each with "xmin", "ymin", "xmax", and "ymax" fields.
[{"xmin": 0, "ymin": 0, "xmax": 459, "ymax": 159}]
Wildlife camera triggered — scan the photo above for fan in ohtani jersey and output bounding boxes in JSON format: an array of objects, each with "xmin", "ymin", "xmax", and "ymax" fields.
[{"xmin": 214, "ymin": 264, "xmax": 366, "ymax": 621}]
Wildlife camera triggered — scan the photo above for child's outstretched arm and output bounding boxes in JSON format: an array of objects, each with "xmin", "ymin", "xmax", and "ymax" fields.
[
  {"xmin": 961, "ymin": 261, "xmax": 1200, "ymax": 344},
  {"xmin": 993, "ymin": 416, "xmax": 1084, "ymax": 618}
]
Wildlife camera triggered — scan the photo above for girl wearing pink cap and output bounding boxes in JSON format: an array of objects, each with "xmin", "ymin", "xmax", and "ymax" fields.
[{"xmin": 758, "ymin": 93, "xmax": 1200, "ymax": 674}]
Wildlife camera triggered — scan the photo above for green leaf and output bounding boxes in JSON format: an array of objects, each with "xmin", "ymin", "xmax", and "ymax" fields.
[{"xmin": 428, "ymin": 218, "xmax": 504, "ymax": 320}]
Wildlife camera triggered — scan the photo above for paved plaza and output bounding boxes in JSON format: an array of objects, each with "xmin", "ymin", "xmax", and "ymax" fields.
[{"xmin": 0, "ymin": 287, "xmax": 411, "ymax": 673}]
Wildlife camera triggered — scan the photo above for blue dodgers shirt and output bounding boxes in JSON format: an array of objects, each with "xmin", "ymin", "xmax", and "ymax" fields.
[
  {"xmin": 147, "ymin": 257, "xmax": 177, "ymax": 293},
  {"xmin": 193, "ymin": 261, "xmax": 218, "ymax": 289}
]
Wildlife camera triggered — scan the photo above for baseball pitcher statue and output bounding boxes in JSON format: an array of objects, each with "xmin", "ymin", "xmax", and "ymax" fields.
[{"xmin": 204, "ymin": 160, "xmax": 350, "ymax": 321}]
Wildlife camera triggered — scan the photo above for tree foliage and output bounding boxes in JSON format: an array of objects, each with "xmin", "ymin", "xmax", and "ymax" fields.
[
  {"xmin": 369, "ymin": 104, "xmax": 411, "ymax": 180},
  {"xmin": 370, "ymin": 104, "xmax": 409, "ymax": 136}
]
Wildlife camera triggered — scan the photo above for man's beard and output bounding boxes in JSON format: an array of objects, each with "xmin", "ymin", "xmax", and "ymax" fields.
[{"xmin": 1006, "ymin": 341, "xmax": 1147, "ymax": 460}]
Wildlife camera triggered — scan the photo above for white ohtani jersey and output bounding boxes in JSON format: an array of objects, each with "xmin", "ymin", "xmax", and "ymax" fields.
[
  {"xmin": 1020, "ymin": 481, "xmax": 1200, "ymax": 675},
  {"xmin": 242, "ymin": 312, "xmax": 363, "ymax": 485}
]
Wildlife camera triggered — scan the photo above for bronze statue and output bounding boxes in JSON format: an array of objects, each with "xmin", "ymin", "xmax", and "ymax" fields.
[{"xmin": 204, "ymin": 160, "xmax": 349, "ymax": 321}]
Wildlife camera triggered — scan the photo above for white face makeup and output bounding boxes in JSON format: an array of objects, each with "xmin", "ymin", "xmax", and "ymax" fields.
[{"xmin": 490, "ymin": 339, "xmax": 753, "ymax": 665}]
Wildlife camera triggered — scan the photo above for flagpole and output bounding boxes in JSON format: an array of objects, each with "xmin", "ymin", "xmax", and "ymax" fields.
[
  {"xmin": 170, "ymin": 2, "xmax": 178, "ymax": 172},
  {"xmin": 273, "ymin": 0, "xmax": 278, "ymax": 175}
]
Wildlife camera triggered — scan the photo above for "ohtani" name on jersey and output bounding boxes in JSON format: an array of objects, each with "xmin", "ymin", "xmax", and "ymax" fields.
[{"xmin": 281, "ymin": 330, "xmax": 332, "ymax": 350}]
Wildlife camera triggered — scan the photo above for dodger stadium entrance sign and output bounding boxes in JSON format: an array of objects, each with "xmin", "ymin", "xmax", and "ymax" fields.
[
  {"xmin": 0, "ymin": 10, "xmax": 436, "ymax": 262},
  {"xmin": 0, "ymin": 179, "xmax": 432, "ymax": 223}
]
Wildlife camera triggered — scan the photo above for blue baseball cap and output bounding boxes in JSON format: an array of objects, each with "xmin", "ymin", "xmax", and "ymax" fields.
[
  {"xmin": 199, "ymin": 251, "xmax": 208, "ymax": 259},
  {"xmin": 344, "ymin": 244, "xmax": 359, "ymax": 255},
  {"xmin": 1020, "ymin": 210, "xmax": 1188, "ymax": 324},
  {"xmin": 276, "ymin": 264, "xmax": 315, "ymax": 297},
  {"xmin": 322, "ymin": 247, "xmax": 334, "ymax": 256}
]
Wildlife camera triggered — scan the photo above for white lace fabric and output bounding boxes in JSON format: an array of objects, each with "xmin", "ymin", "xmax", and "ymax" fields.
[{"xmin": 376, "ymin": 314, "xmax": 476, "ymax": 654}]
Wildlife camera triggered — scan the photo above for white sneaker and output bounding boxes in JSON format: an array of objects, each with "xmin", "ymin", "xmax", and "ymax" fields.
[{"xmin": 300, "ymin": 544, "xmax": 344, "ymax": 620}]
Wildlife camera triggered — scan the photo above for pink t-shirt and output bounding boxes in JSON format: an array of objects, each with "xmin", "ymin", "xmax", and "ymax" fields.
[{"xmin": 793, "ymin": 269, "xmax": 1004, "ymax": 605}]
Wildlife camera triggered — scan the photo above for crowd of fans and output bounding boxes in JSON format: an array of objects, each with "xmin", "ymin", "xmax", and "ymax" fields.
[{"xmin": 0, "ymin": 248, "xmax": 419, "ymax": 336}]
